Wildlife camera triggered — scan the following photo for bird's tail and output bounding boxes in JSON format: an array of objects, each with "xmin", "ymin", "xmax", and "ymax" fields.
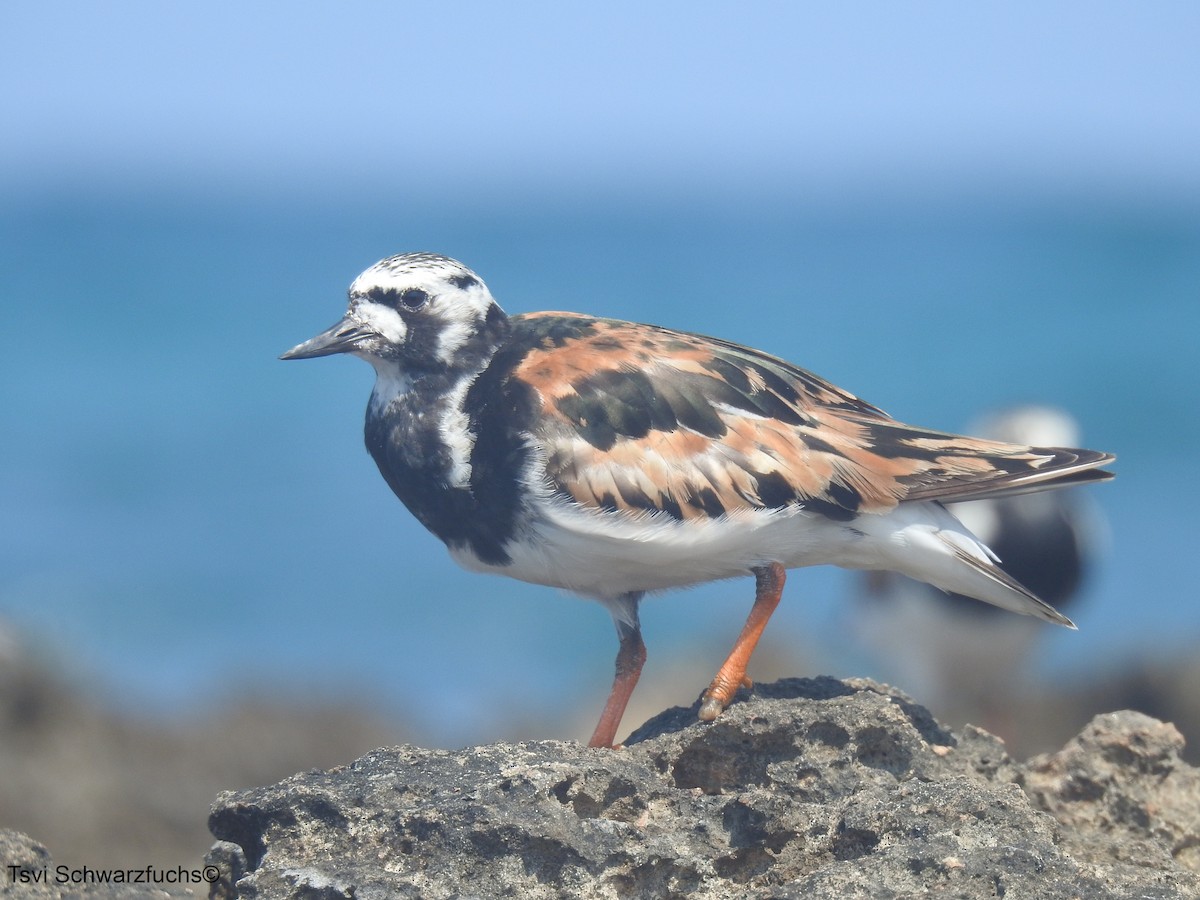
[
  {"xmin": 930, "ymin": 529, "xmax": 1075, "ymax": 627},
  {"xmin": 858, "ymin": 501, "xmax": 1075, "ymax": 627}
]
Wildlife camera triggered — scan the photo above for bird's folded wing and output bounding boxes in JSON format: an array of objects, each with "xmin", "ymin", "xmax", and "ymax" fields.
[{"xmin": 504, "ymin": 313, "xmax": 1114, "ymax": 521}]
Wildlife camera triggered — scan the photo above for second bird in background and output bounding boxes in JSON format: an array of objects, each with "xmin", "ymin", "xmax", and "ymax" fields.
[{"xmin": 852, "ymin": 406, "xmax": 1109, "ymax": 739}]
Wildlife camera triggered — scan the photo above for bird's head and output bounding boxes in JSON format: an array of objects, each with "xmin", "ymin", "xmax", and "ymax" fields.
[{"xmin": 281, "ymin": 252, "xmax": 508, "ymax": 373}]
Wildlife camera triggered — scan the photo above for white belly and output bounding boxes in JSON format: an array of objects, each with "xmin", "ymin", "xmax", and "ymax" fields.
[
  {"xmin": 448, "ymin": 493, "xmax": 1063, "ymax": 625},
  {"xmin": 449, "ymin": 496, "xmax": 875, "ymax": 599}
]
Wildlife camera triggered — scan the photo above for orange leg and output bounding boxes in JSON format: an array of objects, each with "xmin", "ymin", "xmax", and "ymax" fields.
[
  {"xmin": 699, "ymin": 562, "xmax": 786, "ymax": 721},
  {"xmin": 588, "ymin": 616, "xmax": 647, "ymax": 749}
]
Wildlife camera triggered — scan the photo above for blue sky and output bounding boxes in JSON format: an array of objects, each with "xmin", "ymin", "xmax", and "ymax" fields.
[{"xmin": 5, "ymin": 2, "xmax": 1199, "ymax": 201}]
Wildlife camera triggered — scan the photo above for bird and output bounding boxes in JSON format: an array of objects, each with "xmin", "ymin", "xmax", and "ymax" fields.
[
  {"xmin": 852, "ymin": 406, "xmax": 1107, "ymax": 733},
  {"xmin": 281, "ymin": 252, "xmax": 1115, "ymax": 749}
]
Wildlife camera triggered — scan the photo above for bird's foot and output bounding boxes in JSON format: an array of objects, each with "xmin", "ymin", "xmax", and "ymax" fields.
[
  {"xmin": 698, "ymin": 562, "xmax": 784, "ymax": 722},
  {"xmin": 698, "ymin": 674, "xmax": 754, "ymax": 721}
]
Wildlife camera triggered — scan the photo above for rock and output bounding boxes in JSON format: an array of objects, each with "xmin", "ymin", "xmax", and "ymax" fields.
[
  {"xmin": 1, "ymin": 830, "xmax": 56, "ymax": 900},
  {"xmin": 0, "ymin": 829, "xmax": 199, "ymax": 899},
  {"xmin": 0, "ymin": 635, "xmax": 407, "ymax": 873},
  {"xmin": 1020, "ymin": 711, "xmax": 1200, "ymax": 876},
  {"xmin": 207, "ymin": 677, "xmax": 1200, "ymax": 899}
]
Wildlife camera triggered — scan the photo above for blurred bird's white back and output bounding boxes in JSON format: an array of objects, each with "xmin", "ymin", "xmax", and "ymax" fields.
[{"xmin": 852, "ymin": 407, "xmax": 1110, "ymax": 738}]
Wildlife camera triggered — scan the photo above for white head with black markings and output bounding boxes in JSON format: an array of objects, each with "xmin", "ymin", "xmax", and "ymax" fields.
[{"xmin": 281, "ymin": 252, "xmax": 506, "ymax": 373}]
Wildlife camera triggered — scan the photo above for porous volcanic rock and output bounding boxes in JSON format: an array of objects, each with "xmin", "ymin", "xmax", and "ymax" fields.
[{"xmin": 207, "ymin": 677, "xmax": 1200, "ymax": 899}]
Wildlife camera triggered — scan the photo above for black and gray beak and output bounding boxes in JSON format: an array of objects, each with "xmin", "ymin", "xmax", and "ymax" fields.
[{"xmin": 280, "ymin": 316, "xmax": 372, "ymax": 360}]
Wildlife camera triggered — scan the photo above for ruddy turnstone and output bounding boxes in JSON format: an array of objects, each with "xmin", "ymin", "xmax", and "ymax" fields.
[{"xmin": 282, "ymin": 252, "xmax": 1115, "ymax": 748}]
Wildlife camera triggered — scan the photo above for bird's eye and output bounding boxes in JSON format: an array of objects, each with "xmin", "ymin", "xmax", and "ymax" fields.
[{"xmin": 399, "ymin": 288, "xmax": 429, "ymax": 309}]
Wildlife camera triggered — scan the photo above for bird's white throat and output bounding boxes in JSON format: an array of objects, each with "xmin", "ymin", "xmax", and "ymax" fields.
[{"xmin": 367, "ymin": 361, "xmax": 414, "ymax": 416}]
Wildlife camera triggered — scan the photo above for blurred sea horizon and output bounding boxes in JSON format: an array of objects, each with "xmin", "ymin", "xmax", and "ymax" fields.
[{"xmin": 3, "ymin": 180, "xmax": 1197, "ymax": 746}]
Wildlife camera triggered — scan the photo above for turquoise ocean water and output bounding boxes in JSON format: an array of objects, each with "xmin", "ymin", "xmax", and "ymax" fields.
[{"xmin": 2, "ymin": 188, "xmax": 1198, "ymax": 744}]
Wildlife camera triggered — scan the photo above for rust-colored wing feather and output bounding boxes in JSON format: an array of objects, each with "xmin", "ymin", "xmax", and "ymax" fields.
[{"xmin": 505, "ymin": 313, "xmax": 1114, "ymax": 522}]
